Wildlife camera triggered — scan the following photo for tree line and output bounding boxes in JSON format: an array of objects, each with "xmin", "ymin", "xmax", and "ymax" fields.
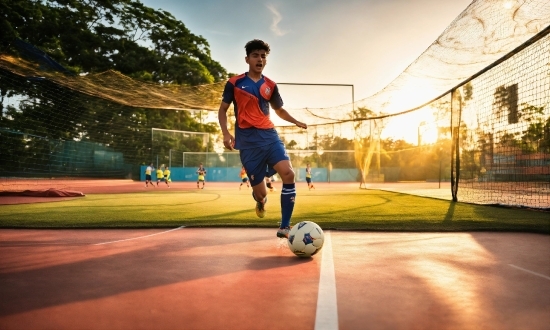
[{"xmin": 0, "ymin": 0, "xmax": 224, "ymax": 176}]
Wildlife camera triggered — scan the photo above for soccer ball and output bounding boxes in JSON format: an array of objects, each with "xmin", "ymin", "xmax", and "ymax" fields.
[{"xmin": 287, "ymin": 221, "xmax": 324, "ymax": 257}]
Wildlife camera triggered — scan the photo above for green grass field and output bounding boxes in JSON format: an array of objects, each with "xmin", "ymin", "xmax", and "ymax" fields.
[{"xmin": 1, "ymin": 188, "xmax": 548, "ymax": 233}]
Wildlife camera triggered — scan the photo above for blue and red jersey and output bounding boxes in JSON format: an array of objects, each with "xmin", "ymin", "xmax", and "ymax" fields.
[{"xmin": 222, "ymin": 73, "xmax": 284, "ymax": 150}]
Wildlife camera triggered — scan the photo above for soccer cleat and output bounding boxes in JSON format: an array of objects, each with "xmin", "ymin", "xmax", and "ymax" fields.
[
  {"xmin": 254, "ymin": 195, "xmax": 267, "ymax": 218},
  {"xmin": 276, "ymin": 226, "xmax": 291, "ymax": 239}
]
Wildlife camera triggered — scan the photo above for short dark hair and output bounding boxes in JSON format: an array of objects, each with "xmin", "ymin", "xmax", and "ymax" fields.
[{"xmin": 245, "ymin": 39, "xmax": 270, "ymax": 57}]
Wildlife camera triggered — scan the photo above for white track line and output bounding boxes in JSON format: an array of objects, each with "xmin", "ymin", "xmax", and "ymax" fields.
[
  {"xmin": 315, "ymin": 231, "xmax": 339, "ymax": 330},
  {"xmin": 509, "ymin": 264, "xmax": 550, "ymax": 281},
  {"xmin": 93, "ymin": 226, "xmax": 185, "ymax": 245}
]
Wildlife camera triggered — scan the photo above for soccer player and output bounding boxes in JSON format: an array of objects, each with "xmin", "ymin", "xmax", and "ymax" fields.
[
  {"xmin": 239, "ymin": 165, "xmax": 250, "ymax": 190},
  {"xmin": 265, "ymin": 176, "xmax": 276, "ymax": 192},
  {"xmin": 217, "ymin": 39, "xmax": 307, "ymax": 239},
  {"xmin": 163, "ymin": 166, "xmax": 171, "ymax": 188},
  {"xmin": 197, "ymin": 163, "xmax": 206, "ymax": 189},
  {"xmin": 156, "ymin": 166, "xmax": 164, "ymax": 187},
  {"xmin": 306, "ymin": 163, "xmax": 315, "ymax": 190},
  {"xmin": 144, "ymin": 163, "xmax": 155, "ymax": 188}
]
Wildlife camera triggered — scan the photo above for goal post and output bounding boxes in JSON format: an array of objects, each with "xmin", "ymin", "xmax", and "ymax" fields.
[{"xmin": 151, "ymin": 128, "xmax": 210, "ymax": 168}]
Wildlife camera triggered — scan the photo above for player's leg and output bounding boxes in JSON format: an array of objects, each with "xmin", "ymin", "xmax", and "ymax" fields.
[
  {"xmin": 268, "ymin": 141, "xmax": 295, "ymax": 238},
  {"xmin": 240, "ymin": 148, "xmax": 268, "ymax": 218},
  {"xmin": 273, "ymin": 159, "xmax": 295, "ymax": 238},
  {"xmin": 251, "ymin": 177, "xmax": 268, "ymax": 218},
  {"xmin": 306, "ymin": 177, "xmax": 311, "ymax": 190}
]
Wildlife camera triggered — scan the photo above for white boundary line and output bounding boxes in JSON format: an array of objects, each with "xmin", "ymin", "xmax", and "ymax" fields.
[
  {"xmin": 509, "ymin": 264, "xmax": 550, "ymax": 281},
  {"xmin": 315, "ymin": 231, "xmax": 339, "ymax": 330},
  {"xmin": 93, "ymin": 226, "xmax": 185, "ymax": 245}
]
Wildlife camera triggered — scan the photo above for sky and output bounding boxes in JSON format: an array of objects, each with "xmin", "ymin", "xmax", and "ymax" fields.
[{"xmin": 139, "ymin": 0, "xmax": 474, "ymax": 110}]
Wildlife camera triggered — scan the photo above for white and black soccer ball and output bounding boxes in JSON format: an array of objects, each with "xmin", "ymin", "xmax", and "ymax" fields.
[{"xmin": 287, "ymin": 221, "xmax": 324, "ymax": 257}]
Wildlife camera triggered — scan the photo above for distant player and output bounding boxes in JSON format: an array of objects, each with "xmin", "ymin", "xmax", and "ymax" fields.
[
  {"xmin": 265, "ymin": 176, "xmax": 276, "ymax": 192},
  {"xmin": 144, "ymin": 163, "xmax": 155, "ymax": 188},
  {"xmin": 163, "ymin": 166, "xmax": 171, "ymax": 188},
  {"xmin": 239, "ymin": 165, "xmax": 250, "ymax": 190},
  {"xmin": 306, "ymin": 163, "xmax": 315, "ymax": 190},
  {"xmin": 156, "ymin": 166, "xmax": 164, "ymax": 187},
  {"xmin": 197, "ymin": 163, "xmax": 206, "ymax": 189}
]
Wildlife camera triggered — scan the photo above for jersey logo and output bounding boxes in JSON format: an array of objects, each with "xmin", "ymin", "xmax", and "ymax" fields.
[{"xmin": 264, "ymin": 87, "xmax": 271, "ymax": 96}]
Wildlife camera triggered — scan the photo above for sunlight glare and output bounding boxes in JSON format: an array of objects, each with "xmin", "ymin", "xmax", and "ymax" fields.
[{"xmin": 408, "ymin": 234, "xmax": 496, "ymax": 324}]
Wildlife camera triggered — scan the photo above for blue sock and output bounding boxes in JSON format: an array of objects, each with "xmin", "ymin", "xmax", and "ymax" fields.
[{"xmin": 280, "ymin": 183, "xmax": 296, "ymax": 228}]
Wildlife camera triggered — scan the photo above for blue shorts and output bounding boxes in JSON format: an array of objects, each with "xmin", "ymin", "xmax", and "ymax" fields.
[
  {"xmin": 306, "ymin": 177, "xmax": 312, "ymax": 184},
  {"xmin": 145, "ymin": 174, "xmax": 152, "ymax": 181},
  {"xmin": 240, "ymin": 141, "xmax": 289, "ymax": 187}
]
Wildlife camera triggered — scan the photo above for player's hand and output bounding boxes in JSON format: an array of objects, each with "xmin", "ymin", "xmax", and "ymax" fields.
[
  {"xmin": 223, "ymin": 132, "xmax": 235, "ymax": 150},
  {"xmin": 295, "ymin": 121, "xmax": 307, "ymax": 129}
]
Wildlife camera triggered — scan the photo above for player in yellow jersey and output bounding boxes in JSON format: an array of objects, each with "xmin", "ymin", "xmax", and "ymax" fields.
[
  {"xmin": 239, "ymin": 165, "xmax": 250, "ymax": 189},
  {"xmin": 197, "ymin": 163, "xmax": 206, "ymax": 189},
  {"xmin": 265, "ymin": 176, "xmax": 276, "ymax": 192},
  {"xmin": 156, "ymin": 166, "xmax": 164, "ymax": 187},
  {"xmin": 306, "ymin": 163, "xmax": 315, "ymax": 190},
  {"xmin": 163, "ymin": 166, "xmax": 171, "ymax": 188}
]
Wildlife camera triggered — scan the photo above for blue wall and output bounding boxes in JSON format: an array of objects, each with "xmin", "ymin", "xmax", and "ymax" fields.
[{"xmin": 141, "ymin": 166, "xmax": 360, "ymax": 182}]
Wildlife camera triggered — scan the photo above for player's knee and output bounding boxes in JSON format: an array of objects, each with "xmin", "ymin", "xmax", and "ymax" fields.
[{"xmin": 278, "ymin": 168, "xmax": 295, "ymax": 182}]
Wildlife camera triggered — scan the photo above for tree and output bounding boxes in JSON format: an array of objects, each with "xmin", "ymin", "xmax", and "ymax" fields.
[
  {"xmin": 0, "ymin": 0, "xmax": 230, "ymax": 176},
  {"xmin": 1, "ymin": 0, "xmax": 227, "ymax": 85}
]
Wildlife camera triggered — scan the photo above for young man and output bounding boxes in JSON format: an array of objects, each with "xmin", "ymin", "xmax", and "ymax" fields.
[
  {"xmin": 265, "ymin": 176, "xmax": 276, "ymax": 192},
  {"xmin": 217, "ymin": 39, "xmax": 307, "ymax": 239},
  {"xmin": 306, "ymin": 163, "xmax": 315, "ymax": 190},
  {"xmin": 163, "ymin": 166, "xmax": 171, "ymax": 188},
  {"xmin": 145, "ymin": 163, "xmax": 155, "ymax": 188},
  {"xmin": 197, "ymin": 163, "xmax": 206, "ymax": 189},
  {"xmin": 156, "ymin": 166, "xmax": 164, "ymax": 187},
  {"xmin": 239, "ymin": 165, "xmax": 250, "ymax": 190}
]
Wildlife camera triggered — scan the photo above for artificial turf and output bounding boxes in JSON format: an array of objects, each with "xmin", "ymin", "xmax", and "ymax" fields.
[{"xmin": 0, "ymin": 188, "xmax": 548, "ymax": 233}]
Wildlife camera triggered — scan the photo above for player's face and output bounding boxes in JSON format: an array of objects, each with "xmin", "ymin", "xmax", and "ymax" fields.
[{"xmin": 245, "ymin": 50, "xmax": 267, "ymax": 75}]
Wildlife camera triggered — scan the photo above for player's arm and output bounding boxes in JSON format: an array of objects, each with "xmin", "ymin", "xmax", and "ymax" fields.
[
  {"xmin": 218, "ymin": 80, "xmax": 236, "ymax": 151},
  {"xmin": 270, "ymin": 85, "xmax": 307, "ymax": 129},
  {"xmin": 273, "ymin": 107, "xmax": 307, "ymax": 129},
  {"xmin": 218, "ymin": 101, "xmax": 235, "ymax": 150}
]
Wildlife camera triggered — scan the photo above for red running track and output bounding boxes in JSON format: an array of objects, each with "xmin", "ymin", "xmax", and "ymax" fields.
[{"xmin": 0, "ymin": 228, "xmax": 549, "ymax": 330}]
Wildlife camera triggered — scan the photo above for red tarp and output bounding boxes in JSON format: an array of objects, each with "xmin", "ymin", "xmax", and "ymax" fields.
[{"xmin": 0, "ymin": 188, "xmax": 85, "ymax": 197}]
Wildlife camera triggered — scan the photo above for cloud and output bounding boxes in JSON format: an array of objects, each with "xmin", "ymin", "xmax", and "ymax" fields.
[{"xmin": 266, "ymin": 4, "xmax": 290, "ymax": 36}]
